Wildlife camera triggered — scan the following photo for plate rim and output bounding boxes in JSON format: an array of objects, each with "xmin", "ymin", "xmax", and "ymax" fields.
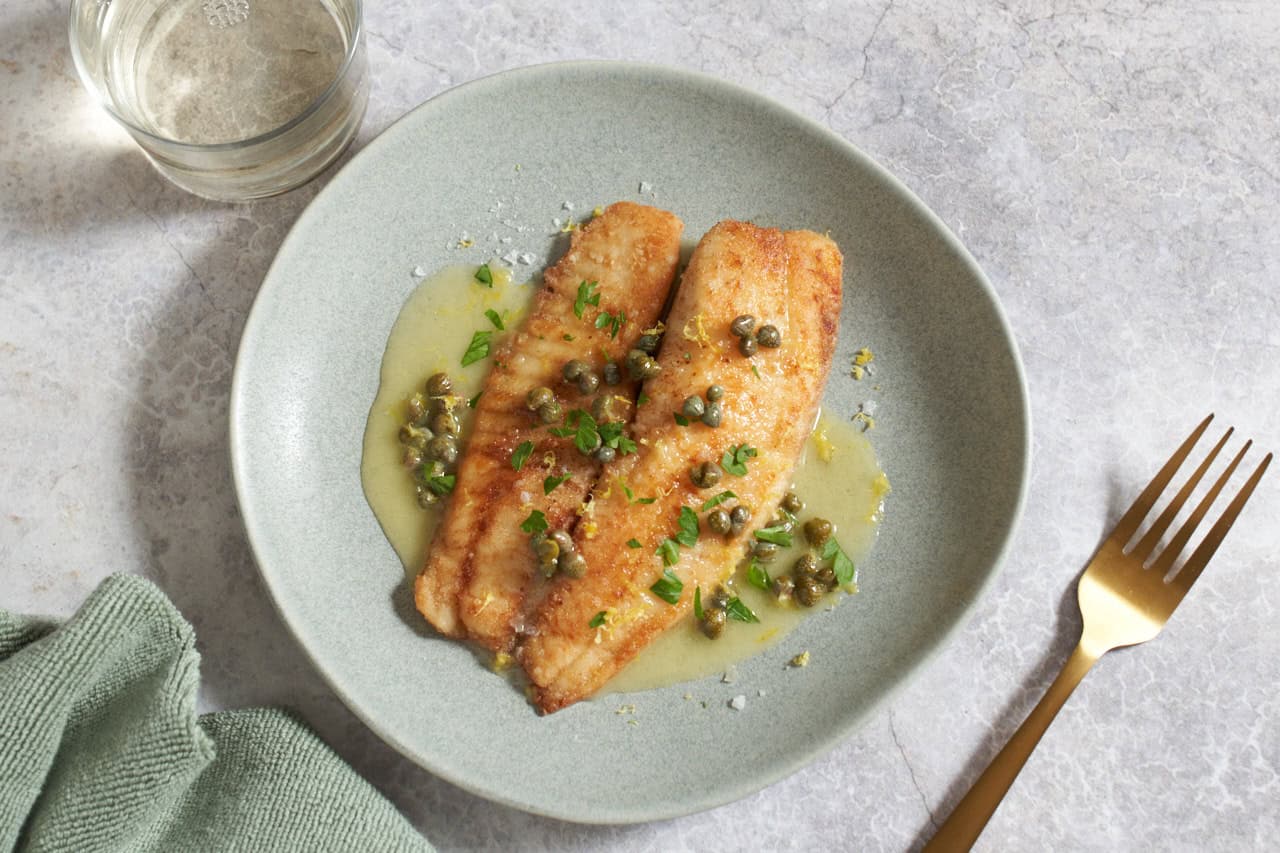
[{"xmin": 229, "ymin": 59, "xmax": 1032, "ymax": 824}]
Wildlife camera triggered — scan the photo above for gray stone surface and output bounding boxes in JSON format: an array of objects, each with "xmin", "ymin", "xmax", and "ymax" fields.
[{"xmin": 2, "ymin": 0, "xmax": 1277, "ymax": 850}]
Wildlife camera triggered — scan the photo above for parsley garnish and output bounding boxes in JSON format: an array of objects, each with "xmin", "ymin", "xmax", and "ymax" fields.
[
  {"xmin": 747, "ymin": 559, "xmax": 771, "ymax": 591},
  {"xmin": 720, "ymin": 444, "xmax": 758, "ymax": 477},
  {"xmin": 821, "ymin": 538, "xmax": 857, "ymax": 585},
  {"xmin": 725, "ymin": 597, "xmax": 759, "ymax": 623},
  {"xmin": 594, "ymin": 309, "xmax": 625, "ymax": 339},
  {"xmin": 675, "ymin": 506, "xmax": 699, "ymax": 548},
  {"xmin": 637, "ymin": 392, "xmax": 650, "ymax": 406},
  {"xmin": 693, "ymin": 586, "xmax": 705, "ymax": 620},
  {"xmin": 598, "ymin": 421, "xmax": 637, "ymax": 455},
  {"xmin": 474, "ymin": 264, "xmax": 493, "ymax": 287},
  {"xmin": 589, "ymin": 610, "xmax": 607, "ymax": 629},
  {"xmin": 573, "ymin": 280, "xmax": 600, "ymax": 319},
  {"xmin": 650, "ymin": 568, "xmax": 683, "ymax": 604},
  {"xmin": 563, "ymin": 333, "xmax": 575, "ymax": 341},
  {"xmin": 461, "ymin": 330, "xmax": 492, "ymax": 367},
  {"xmin": 543, "ymin": 472, "xmax": 572, "ymax": 494},
  {"xmin": 626, "ymin": 538, "xmax": 642, "ymax": 549},
  {"xmin": 754, "ymin": 524, "xmax": 793, "ymax": 547},
  {"xmin": 656, "ymin": 538, "xmax": 680, "ymax": 567},
  {"xmin": 425, "ymin": 474, "xmax": 456, "ymax": 496},
  {"xmin": 511, "ymin": 441, "xmax": 534, "ymax": 471},
  {"xmin": 700, "ymin": 490, "xmax": 737, "ymax": 511},
  {"xmin": 751, "ymin": 364, "xmax": 762, "ymax": 380},
  {"xmin": 674, "ymin": 413, "xmax": 690, "ymax": 427},
  {"xmin": 468, "ymin": 391, "xmax": 483, "ymax": 408},
  {"xmin": 636, "ymin": 496, "xmax": 657, "ymax": 505},
  {"xmin": 484, "ymin": 309, "xmax": 504, "ymax": 330},
  {"xmin": 520, "ymin": 509, "xmax": 548, "ymax": 534}
]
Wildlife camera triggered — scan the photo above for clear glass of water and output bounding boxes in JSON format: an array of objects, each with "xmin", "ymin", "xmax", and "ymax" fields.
[{"xmin": 69, "ymin": 0, "xmax": 367, "ymax": 201}]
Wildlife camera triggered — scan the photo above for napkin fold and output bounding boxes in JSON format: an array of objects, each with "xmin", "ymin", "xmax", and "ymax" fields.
[{"xmin": 0, "ymin": 574, "xmax": 433, "ymax": 852}]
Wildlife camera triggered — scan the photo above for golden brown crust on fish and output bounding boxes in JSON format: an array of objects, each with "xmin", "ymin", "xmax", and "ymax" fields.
[
  {"xmin": 518, "ymin": 221, "xmax": 843, "ymax": 712},
  {"xmin": 414, "ymin": 202, "xmax": 683, "ymax": 647}
]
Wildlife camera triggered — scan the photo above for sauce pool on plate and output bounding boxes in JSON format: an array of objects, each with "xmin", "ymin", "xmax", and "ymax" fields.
[{"xmin": 361, "ymin": 264, "xmax": 888, "ymax": 693}]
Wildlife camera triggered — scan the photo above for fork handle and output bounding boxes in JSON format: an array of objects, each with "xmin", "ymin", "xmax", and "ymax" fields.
[{"xmin": 924, "ymin": 643, "xmax": 1100, "ymax": 851}]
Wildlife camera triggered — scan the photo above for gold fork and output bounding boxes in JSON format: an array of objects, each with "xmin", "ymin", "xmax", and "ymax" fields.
[{"xmin": 925, "ymin": 415, "xmax": 1271, "ymax": 851}]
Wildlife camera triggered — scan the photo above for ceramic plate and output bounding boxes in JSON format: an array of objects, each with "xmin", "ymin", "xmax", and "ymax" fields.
[{"xmin": 230, "ymin": 62, "xmax": 1029, "ymax": 823}]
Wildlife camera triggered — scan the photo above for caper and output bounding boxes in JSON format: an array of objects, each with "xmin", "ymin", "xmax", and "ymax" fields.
[
  {"xmin": 559, "ymin": 552, "xmax": 588, "ymax": 578},
  {"xmin": 752, "ymin": 541, "xmax": 779, "ymax": 561},
  {"xmin": 706, "ymin": 384, "xmax": 725, "ymax": 402},
  {"xmin": 425, "ymin": 372, "xmax": 453, "ymax": 396},
  {"xmin": 532, "ymin": 535, "xmax": 559, "ymax": 564},
  {"xmin": 730, "ymin": 505, "xmax": 751, "ymax": 532},
  {"xmin": 816, "ymin": 566, "xmax": 838, "ymax": 590},
  {"xmin": 591, "ymin": 395, "xmax": 618, "ymax": 422},
  {"xmin": 399, "ymin": 423, "xmax": 430, "ymax": 449},
  {"xmin": 781, "ymin": 491, "xmax": 804, "ymax": 514},
  {"xmin": 803, "ymin": 517, "xmax": 834, "ymax": 548},
  {"xmin": 406, "ymin": 395, "xmax": 427, "ymax": 422},
  {"xmin": 625, "ymin": 349, "xmax": 649, "ymax": 380},
  {"xmin": 707, "ymin": 508, "xmax": 732, "ymax": 535},
  {"xmin": 576, "ymin": 371, "xmax": 600, "ymax": 395},
  {"xmin": 768, "ymin": 515, "xmax": 795, "ymax": 534},
  {"xmin": 690, "ymin": 461, "xmax": 722, "ymax": 489},
  {"xmin": 537, "ymin": 401, "xmax": 562, "ymax": 424},
  {"xmin": 795, "ymin": 581, "xmax": 826, "ymax": 607},
  {"xmin": 793, "ymin": 553, "xmax": 819, "ymax": 583},
  {"xmin": 427, "ymin": 396, "xmax": 450, "ymax": 418},
  {"xmin": 526, "ymin": 386, "xmax": 555, "ymax": 411},
  {"xmin": 594, "ymin": 446, "xmax": 617, "ymax": 464},
  {"xmin": 710, "ymin": 585, "xmax": 732, "ymax": 610},
  {"xmin": 635, "ymin": 333, "xmax": 662, "ymax": 355},
  {"xmin": 699, "ymin": 607, "xmax": 727, "ymax": 639},
  {"xmin": 638, "ymin": 356, "xmax": 662, "ymax": 379},
  {"xmin": 402, "ymin": 447, "xmax": 424, "ymax": 469},
  {"xmin": 700, "ymin": 402, "xmax": 723, "ymax": 428},
  {"xmin": 756, "ymin": 324, "xmax": 782, "ymax": 348},
  {"xmin": 563, "ymin": 359, "xmax": 588, "ymax": 382},
  {"xmin": 425, "ymin": 436, "xmax": 458, "ymax": 465},
  {"xmin": 771, "ymin": 575, "xmax": 795, "ymax": 600},
  {"xmin": 681, "ymin": 395, "xmax": 706, "ymax": 419},
  {"xmin": 415, "ymin": 485, "xmax": 439, "ymax": 508},
  {"xmin": 738, "ymin": 336, "xmax": 759, "ymax": 357},
  {"xmin": 730, "ymin": 315, "xmax": 756, "ymax": 338},
  {"xmin": 549, "ymin": 529, "xmax": 575, "ymax": 554},
  {"xmin": 430, "ymin": 411, "xmax": 460, "ymax": 436},
  {"xmin": 603, "ymin": 362, "xmax": 621, "ymax": 385}
]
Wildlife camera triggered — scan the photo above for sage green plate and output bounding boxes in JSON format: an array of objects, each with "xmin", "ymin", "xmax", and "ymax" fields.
[{"xmin": 230, "ymin": 62, "xmax": 1029, "ymax": 824}]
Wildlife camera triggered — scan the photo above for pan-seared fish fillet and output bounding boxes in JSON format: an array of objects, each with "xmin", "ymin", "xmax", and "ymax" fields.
[
  {"xmin": 414, "ymin": 202, "xmax": 683, "ymax": 645},
  {"xmin": 519, "ymin": 221, "xmax": 843, "ymax": 712}
]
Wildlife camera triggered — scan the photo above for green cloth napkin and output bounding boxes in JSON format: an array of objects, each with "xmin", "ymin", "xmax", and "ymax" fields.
[{"xmin": 0, "ymin": 574, "xmax": 433, "ymax": 853}]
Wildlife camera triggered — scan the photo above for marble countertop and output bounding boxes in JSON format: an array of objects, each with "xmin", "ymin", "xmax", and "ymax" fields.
[{"xmin": 3, "ymin": 1, "xmax": 1277, "ymax": 849}]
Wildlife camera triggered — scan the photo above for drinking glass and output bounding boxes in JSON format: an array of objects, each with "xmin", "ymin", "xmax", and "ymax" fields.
[{"xmin": 69, "ymin": 0, "xmax": 368, "ymax": 201}]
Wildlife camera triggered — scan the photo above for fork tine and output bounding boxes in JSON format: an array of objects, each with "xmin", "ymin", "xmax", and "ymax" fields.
[
  {"xmin": 1112, "ymin": 414, "xmax": 1214, "ymax": 546},
  {"xmin": 1131, "ymin": 427, "xmax": 1233, "ymax": 560},
  {"xmin": 1150, "ymin": 440, "xmax": 1251, "ymax": 576},
  {"xmin": 1167, "ymin": 451, "xmax": 1271, "ymax": 595}
]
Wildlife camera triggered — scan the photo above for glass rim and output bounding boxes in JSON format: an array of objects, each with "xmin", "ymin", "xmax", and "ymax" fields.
[{"xmin": 67, "ymin": 0, "xmax": 365, "ymax": 153}]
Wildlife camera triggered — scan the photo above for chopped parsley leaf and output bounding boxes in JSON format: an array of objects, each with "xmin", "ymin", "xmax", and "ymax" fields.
[
  {"xmin": 511, "ymin": 441, "xmax": 534, "ymax": 471},
  {"xmin": 636, "ymin": 496, "xmax": 657, "ymax": 505},
  {"xmin": 461, "ymin": 330, "xmax": 492, "ymax": 366},
  {"xmin": 543, "ymin": 472, "xmax": 572, "ymax": 494},
  {"xmin": 425, "ymin": 474, "xmax": 456, "ymax": 496},
  {"xmin": 484, "ymin": 309, "xmax": 504, "ymax": 330},
  {"xmin": 520, "ymin": 509, "xmax": 548, "ymax": 534},
  {"xmin": 626, "ymin": 538, "xmax": 642, "ymax": 548},
  {"xmin": 594, "ymin": 309, "xmax": 626, "ymax": 339},
  {"xmin": 674, "ymin": 413, "xmax": 690, "ymax": 427},
  {"xmin": 693, "ymin": 586, "xmax": 705, "ymax": 620},
  {"xmin": 821, "ymin": 538, "xmax": 857, "ymax": 585},
  {"xmin": 747, "ymin": 559, "xmax": 771, "ymax": 591},
  {"xmin": 700, "ymin": 490, "xmax": 737, "ymax": 511},
  {"xmin": 468, "ymin": 390, "xmax": 483, "ymax": 408},
  {"xmin": 656, "ymin": 538, "xmax": 680, "ymax": 567},
  {"xmin": 573, "ymin": 280, "xmax": 601, "ymax": 319},
  {"xmin": 589, "ymin": 610, "xmax": 608, "ymax": 629},
  {"xmin": 751, "ymin": 364, "xmax": 762, "ymax": 380},
  {"xmin": 650, "ymin": 568, "xmax": 683, "ymax": 604},
  {"xmin": 725, "ymin": 597, "xmax": 759, "ymax": 623},
  {"xmin": 563, "ymin": 333, "xmax": 575, "ymax": 341},
  {"xmin": 637, "ymin": 392, "xmax": 650, "ymax": 406},
  {"xmin": 720, "ymin": 444, "xmax": 758, "ymax": 477},
  {"xmin": 474, "ymin": 264, "xmax": 493, "ymax": 287},
  {"xmin": 754, "ymin": 525, "xmax": 793, "ymax": 547},
  {"xmin": 674, "ymin": 506, "xmax": 699, "ymax": 548}
]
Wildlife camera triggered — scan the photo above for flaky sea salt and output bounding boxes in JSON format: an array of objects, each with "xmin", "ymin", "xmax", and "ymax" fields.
[{"xmin": 728, "ymin": 695, "xmax": 747, "ymax": 711}]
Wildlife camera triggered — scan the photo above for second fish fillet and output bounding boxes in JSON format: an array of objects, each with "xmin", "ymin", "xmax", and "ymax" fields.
[
  {"xmin": 518, "ymin": 220, "xmax": 843, "ymax": 712},
  {"xmin": 414, "ymin": 202, "xmax": 683, "ymax": 646}
]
